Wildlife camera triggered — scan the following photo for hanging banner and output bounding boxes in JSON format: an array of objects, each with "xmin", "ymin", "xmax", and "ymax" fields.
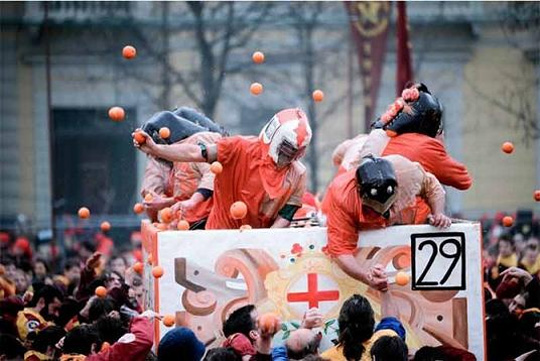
[
  {"xmin": 142, "ymin": 222, "xmax": 485, "ymax": 359},
  {"xmin": 396, "ymin": 1, "xmax": 414, "ymax": 95},
  {"xmin": 344, "ymin": 1, "xmax": 391, "ymax": 129}
]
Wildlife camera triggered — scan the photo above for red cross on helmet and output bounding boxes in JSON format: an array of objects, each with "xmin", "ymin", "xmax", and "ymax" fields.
[{"xmin": 259, "ymin": 108, "xmax": 312, "ymax": 168}]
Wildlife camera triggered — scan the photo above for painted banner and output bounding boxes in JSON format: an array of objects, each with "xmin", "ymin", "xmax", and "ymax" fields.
[{"xmin": 141, "ymin": 221, "xmax": 485, "ymax": 359}]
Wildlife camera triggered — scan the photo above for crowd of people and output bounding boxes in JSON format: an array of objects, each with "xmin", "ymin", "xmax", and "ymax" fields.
[{"xmin": 1, "ymin": 82, "xmax": 539, "ymax": 360}]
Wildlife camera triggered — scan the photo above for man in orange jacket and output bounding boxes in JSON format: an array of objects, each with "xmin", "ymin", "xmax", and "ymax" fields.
[
  {"xmin": 323, "ymin": 155, "xmax": 450, "ymax": 291},
  {"xmin": 334, "ymin": 83, "xmax": 472, "ymax": 191},
  {"xmin": 135, "ymin": 108, "xmax": 311, "ymax": 229}
]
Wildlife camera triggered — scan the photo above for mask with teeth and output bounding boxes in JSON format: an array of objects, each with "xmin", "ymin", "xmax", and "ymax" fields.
[{"xmin": 356, "ymin": 155, "xmax": 398, "ymax": 215}]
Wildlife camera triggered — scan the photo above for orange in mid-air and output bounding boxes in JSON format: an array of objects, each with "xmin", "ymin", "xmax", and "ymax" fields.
[
  {"xmin": 78, "ymin": 207, "xmax": 90, "ymax": 219},
  {"xmin": 133, "ymin": 262, "xmax": 144, "ymax": 275},
  {"xmin": 252, "ymin": 51, "xmax": 265, "ymax": 64},
  {"xmin": 501, "ymin": 141, "xmax": 514, "ymax": 154},
  {"xmin": 258, "ymin": 312, "xmax": 281, "ymax": 334},
  {"xmin": 395, "ymin": 271, "xmax": 410, "ymax": 286},
  {"xmin": 312, "ymin": 90, "xmax": 324, "ymax": 102},
  {"xmin": 133, "ymin": 203, "xmax": 145, "ymax": 214},
  {"xmin": 152, "ymin": 266, "xmax": 164, "ymax": 278},
  {"xmin": 502, "ymin": 216, "xmax": 514, "ymax": 227},
  {"xmin": 163, "ymin": 315, "xmax": 175, "ymax": 327},
  {"xmin": 159, "ymin": 127, "xmax": 171, "ymax": 139},
  {"xmin": 250, "ymin": 82, "xmax": 263, "ymax": 95},
  {"xmin": 108, "ymin": 106, "xmax": 125, "ymax": 122},
  {"xmin": 100, "ymin": 221, "xmax": 111, "ymax": 232},
  {"xmin": 210, "ymin": 161, "xmax": 223, "ymax": 174},
  {"xmin": 177, "ymin": 220, "xmax": 190, "ymax": 231},
  {"xmin": 160, "ymin": 207, "xmax": 173, "ymax": 223},
  {"xmin": 230, "ymin": 201, "xmax": 248, "ymax": 220},
  {"xmin": 122, "ymin": 45, "xmax": 137, "ymax": 59},
  {"xmin": 534, "ymin": 190, "xmax": 540, "ymax": 202},
  {"xmin": 134, "ymin": 131, "xmax": 146, "ymax": 145},
  {"xmin": 95, "ymin": 286, "xmax": 107, "ymax": 298}
]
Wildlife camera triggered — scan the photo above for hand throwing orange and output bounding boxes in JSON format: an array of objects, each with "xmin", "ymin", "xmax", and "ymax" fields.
[
  {"xmin": 134, "ymin": 131, "xmax": 146, "ymax": 145},
  {"xmin": 133, "ymin": 203, "xmax": 144, "ymax": 214},
  {"xmin": 152, "ymin": 266, "xmax": 164, "ymax": 278},
  {"xmin": 163, "ymin": 315, "xmax": 175, "ymax": 327},
  {"xmin": 159, "ymin": 127, "xmax": 170, "ymax": 139},
  {"xmin": 501, "ymin": 142, "xmax": 514, "ymax": 154},
  {"xmin": 230, "ymin": 201, "xmax": 247, "ymax": 220},
  {"xmin": 133, "ymin": 262, "xmax": 143, "ymax": 275},
  {"xmin": 252, "ymin": 51, "xmax": 265, "ymax": 64},
  {"xmin": 210, "ymin": 161, "xmax": 223, "ymax": 174},
  {"xmin": 395, "ymin": 271, "xmax": 410, "ymax": 286},
  {"xmin": 108, "ymin": 106, "xmax": 125, "ymax": 122},
  {"xmin": 78, "ymin": 207, "xmax": 90, "ymax": 219},
  {"xmin": 95, "ymin": 286, "xmax": 107, "ymax": 298},
  {"xmin": 258, "ymin": 312, "xmax": 281, "ymax": 335},
  {"xmin": 100, "ymin": 221, "xmax": 111, "ymax": 232},
  {"xmin": 312, "ymin": 90, "xmax": 324, "ymax": 102},
  {"xmin": 502, "ymin": 216, "xmax": 514, "ymax": 227},
  {"xmin": 250, "ymin": 82, "xmax": 263, "ymax": 95},
  {"xmin": 122, "ymin": 45, "xmax": 137, "ymax": 59},
  {"xmin": 144, "ymin": 193, "xmax": 153, "ymax": 202}
]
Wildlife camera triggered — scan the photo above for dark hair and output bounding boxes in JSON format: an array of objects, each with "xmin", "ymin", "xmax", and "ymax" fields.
[
  {"xmin": 64, "ymin": 259, "xmax": 80, "ymax": 272},
  {"xmin": 88, "ymin": 297, "xmax": 116, "ymax": 323},
  {"xmin": 63, "ymin": 324, "xmax": 102, "ymax": 355},
  {"xmin": 30, "ymin": 325, "xmax": 66, "ymax": 353},
  {"xmin": 95, "ymin": 315, "xmax": 127, "ymax": 344},
  {"xmin": 203, "ymin": 347, "xmax": 240, "ymax": 361},
  {"xmin": 337, "ymin": 294, "xmax": 375, "ymax": 361},
  {"xmin": 109, "ymin": 254, "xmax": 127, "ymax": 266},
  {"xmin": 102, "ymin": 270, "xmax": 125, "ymax": 285},
  {"xmin": 34, "ymin": 258, "xmax": 50, "ymax": 273},
  {"xmin": 222, "ymin": 304, "xmax": 256, "ymax": 338},
  {"xmin": 370, "ymin": 336, "xmax": 408, "ymax": 361},
  {"xmin": 498, "ymin": 235, "xmax": 514, "ymax": 248},
  {"xmin": 0, "ymin": 333, "xmax": 26, "ymax": 358},
  {"xmin": 28, "ymin": 285, "xmax": 64, "ymax": 308},
  {"xmin": 413, "ymin": 346, "xmax": 438, "ymax": 361}
]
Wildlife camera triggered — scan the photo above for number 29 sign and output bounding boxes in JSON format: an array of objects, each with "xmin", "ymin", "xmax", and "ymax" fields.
[{"xmin": 411, "ymin": 232, "xmax": 466, "ymax": 290}]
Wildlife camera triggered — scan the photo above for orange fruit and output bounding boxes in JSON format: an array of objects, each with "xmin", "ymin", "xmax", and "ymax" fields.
[
  {"xmin": 210, "ymin": 161, "xmax": 223, "ymax": 174},
  {"xmin": 134, "ymin": 131, "xmax": 146, "ymax": 145},
  {"xmin": 258, "ymin": 312, "xmax": 281, "ymax": 334},
  {"xmin": 534, "ymin": 190, "xmax": 540, "ymax": 202},
  {"xmin": 252, "ymin": 51, "xmax": 265, "ymax": 64},
  {"xmin": 502, "ymin": 216, "xmax": 514, "ymax": 227},
  {"xmin": 312, "ymin": 90, "xmax": 324, "ymax": 102},
  {"xmin": 163, "ymin": 314, "xmax": 175, "ymax": 327},
  {"xmin": 177, "ymin": 220, "xmax": 190, "ymax": 231},
  {"xmin": 133, "ymin": 262, "xmax": 143, "ymax": 275},
  {"xmin": 250, "ymin": 82, "xmax": 263, "ymax": 95},
  {"xmin": 159, "ymin": 127, "xmax": 170, "ymax": 139},
  {"xmin": 95, "ymin": 286, "xmax": 107, "ymax": 298},
  {"xmin": 100, "ymin": 221, "xmax": 111, "ymax": 232},
  {"xmin": 160, "ymin": 207, "xmax": 173, "ymax": 223},
  {"xmin": 240, "ymin": 224, "xmax": 252, "ymax": 231},
  {"xmin": 144, "ymin": 193, "xmax": 153, "ymax": 202},
  {"xmin": 501, "ymin": 141, "xmax": 514, "ymax": 154},
  {"xmin": 395, "ymin": 271, "xmax": 410, "ymax": 286},
  {"xmin": 230, "ymin": 201, "xmax": 247, "ymax": 220},
  {"xmin": 122, "ymin": 45, "xmax": 136, "ymax": 59},
  {"xmin": 108, "ymin": 106, "xmax": 125, "ymax": 122},
  {"xmin": 78, "ymin": 207, "xmax": 90, "ymax": 219},
  {"xmin": 152, "ymin": 266, "xmax": 164, "ymax": 278},
  {"xmin": 133, "ymin": 203, "xmax": 145, "ymax": 214},
  {"xmin": 101, "ymin": 342, "xmax": 111, "ymax": 351}
]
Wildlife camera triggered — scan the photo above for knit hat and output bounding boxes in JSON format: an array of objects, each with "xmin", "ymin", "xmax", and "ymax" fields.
[{"xmin": 157, "ymin": 327, "xmax": 205, "ymax": 361}]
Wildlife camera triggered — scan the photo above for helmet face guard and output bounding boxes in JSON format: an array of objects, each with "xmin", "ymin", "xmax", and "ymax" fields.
[
  {"xmin": 372, "ymin": 83, "xmax": 443, "ymax": 138},
  {"xmin": 260, "ymin": 108, "xmax": 311, "ymax": 168},
  {"xmin": 356, "ymin": 156, "xmax": 398, "ymax": 215}
]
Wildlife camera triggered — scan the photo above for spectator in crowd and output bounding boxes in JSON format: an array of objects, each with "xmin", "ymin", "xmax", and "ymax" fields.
[{"xmin": 370, "ymin": 335, "xmax": 408, "ymax": 361}]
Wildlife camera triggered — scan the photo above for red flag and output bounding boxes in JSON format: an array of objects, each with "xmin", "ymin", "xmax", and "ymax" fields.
[
  {"xmin": 396, "ymin": 2, "xmax": 413, "ymax": 96},
  {"xmin": 344, "ymin": 2, "xmax": 391, "ymax": 129}
]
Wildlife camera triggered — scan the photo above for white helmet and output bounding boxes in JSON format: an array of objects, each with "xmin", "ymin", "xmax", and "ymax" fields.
[{"xmin": 260, "ymin": 108, "xmax": 312, "ymax": 168}]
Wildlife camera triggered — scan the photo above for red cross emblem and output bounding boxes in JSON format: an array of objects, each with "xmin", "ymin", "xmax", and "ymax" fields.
[{"xmin": 287, "ymin": 273, "xmax": 340, "ymax": 309}]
